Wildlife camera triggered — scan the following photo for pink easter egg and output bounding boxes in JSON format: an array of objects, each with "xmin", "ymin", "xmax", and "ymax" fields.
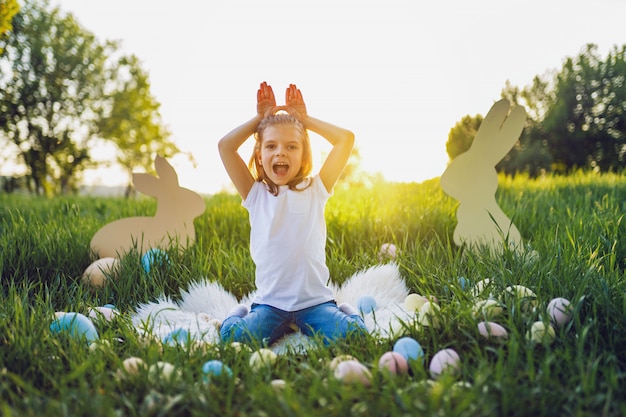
[
  {"xmin": 478, "ymin": 321, "xmax": 508, "ymax": 339},
  {"xmin": 547, "ymin": 297, "xmax": 572, "ymax": 328},
  {"xmin": 378, "ymin": 243, "xmax": 398, "ymax": 261},
  {"xmin": 429, "ymin": 348, "xmax": 461, "ymax": 378},
  {"xmin": 378, "ymin": 351, "xmax": 409, "ymax": 375}
]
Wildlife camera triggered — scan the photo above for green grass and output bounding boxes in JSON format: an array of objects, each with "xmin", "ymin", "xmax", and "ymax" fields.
[{"xmin": 1, "ymin": 172, "xmax": 626, "ymax": 416}]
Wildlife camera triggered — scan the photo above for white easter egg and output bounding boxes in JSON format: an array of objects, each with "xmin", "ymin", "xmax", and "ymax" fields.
[
  {"xmin": 472, "ymin": 279, "xmax": 492, "ymax": 299},
  {"xmin": 122, "ymin": 357, "xmax": 147, "ymax": 376},
  {"xmin": 405, "ymin": 293, "xmax": 428, "ymax": 312},
  {"xmin": 547, "ymin": 297, "xmax": 572, "ymax": 328},
  {"xmin": 270, "ymin": 379, "xmax": 287, "ymax": 390},
  {"xmin": 328, "ymin": 354, "xmax": 356, "ymax": 371},
  {"xmin": 527, "ymin": 321, "xmax": 556, "ymax": 344},
  {"xmin": 334, "ymin": 360, "xmax": 372, "ymax": 386},
  {"xmin": 429, "ymin": 348, "xmax": 461, "ymax": 378},
  {"xmin": 249, "ymin": 348, "xmax": 277, "ymax": 371},
  {"xmin": 472, "ymin": 299, "xmax": 503, "ymax": 319},
  {"xmin": 418, "ymin": 301, "xmax": 441, "ymax": 328},
  {"xmin": 477, "ymin": 321, "xmax": 508, "ymax": 339},
  {"xmin": 149, "ymin": 361, "xmax": 179, "ymax": 382},
  {"xmin": 88, "ymin": 306, "xmax": 119, "ymax": 321},
  {"xmin": 82, "ymin": 258, "xmax": 118, "ymax": 288},
  {"xmin": 505, "ymin": 285, "xmax": 537, "ymax": 312}
]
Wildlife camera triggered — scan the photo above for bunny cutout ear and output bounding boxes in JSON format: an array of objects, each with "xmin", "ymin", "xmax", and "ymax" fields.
[
  {"xmin": 132, "ymin": 156, "xmax": 178, "ymax": 198},
  {"xmin": 469, "ymin": 99, "xmax": 526, "ymax": 166}
]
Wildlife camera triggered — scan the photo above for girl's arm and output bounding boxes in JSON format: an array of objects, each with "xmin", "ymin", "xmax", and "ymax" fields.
[
  {"xmin": 285, "ymin": 84, "xmax": 355, "ymax": 193},
  {"xmin": 218, "ymin": 82, "xmax": 276, "ymax": 199}
]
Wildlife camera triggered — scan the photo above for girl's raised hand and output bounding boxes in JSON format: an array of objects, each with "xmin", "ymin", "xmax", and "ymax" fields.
[
  {"xmin": 285, "ymin": 84, "xmax": 307, "ymax": 121},
  {"xmin": 257, "ymin": 81, "xmax": 276, "ymax": 118}
]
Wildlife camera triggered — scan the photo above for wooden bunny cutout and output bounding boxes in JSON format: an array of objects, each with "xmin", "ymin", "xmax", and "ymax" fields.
[
  {"xmin": 440, "ymin": 99, "xmax": 526, "ymax": 254},
  {"xmin": 90, "ymin": 155, "xmax": 206, "ymax": 258}
]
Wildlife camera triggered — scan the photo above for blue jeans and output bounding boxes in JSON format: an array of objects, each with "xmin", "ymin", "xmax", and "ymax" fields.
[{"xmin": 220, "ymin": 301, "xmax": 367, "ymax": 347}]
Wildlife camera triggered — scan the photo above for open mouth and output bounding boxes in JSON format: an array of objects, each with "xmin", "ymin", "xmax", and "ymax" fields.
[{"xmin": 273, "ymin": 162, "xmax": 289, "ymax": 176}]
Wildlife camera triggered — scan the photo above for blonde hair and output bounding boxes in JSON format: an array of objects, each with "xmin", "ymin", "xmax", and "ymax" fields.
[{"xmin": 248, "ymin": 114, "xmax": 313, "ymax": 196}]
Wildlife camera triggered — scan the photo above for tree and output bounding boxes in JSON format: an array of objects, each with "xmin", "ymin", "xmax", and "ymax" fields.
[
  {"xmin": 543, "ymin": 44, "xmax": 626, "ymax": 171},
  {"xmin": 0, "ymin": 0, "xmax": 19, "ymax": 54},
  {"xmin": 0, "ymin": 0, "xmax": 175, "ymax": 195},
  {"xmin": 97, "ymin": 54, "xmax": 179, "ymax": 197},
  {"xmin": 0, "ymin": 0, "xmax": 109, "ymax": 195},
  {"xmin": 504, "ymin": 44, "xmax": 626, "ymax": 174},
  {"xmin": 445, "ymin": 114, "xmax": 483, "ymax": 160}
]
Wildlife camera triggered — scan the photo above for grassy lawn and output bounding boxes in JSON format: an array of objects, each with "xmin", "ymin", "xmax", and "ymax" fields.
[{"xmin": 1, "ymin": 172, "xmax": 626, "ymax": 416}]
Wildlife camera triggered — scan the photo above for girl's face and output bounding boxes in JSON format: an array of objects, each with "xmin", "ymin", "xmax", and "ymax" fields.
[{"xmin": 257, "ymin": 124, "xmax": 304, "ymax": 186}]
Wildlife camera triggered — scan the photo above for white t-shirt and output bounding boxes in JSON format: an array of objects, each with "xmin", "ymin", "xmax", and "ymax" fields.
[{"xmin": 243, "ymin": 175, "xmax": 335, "ymax": 311}]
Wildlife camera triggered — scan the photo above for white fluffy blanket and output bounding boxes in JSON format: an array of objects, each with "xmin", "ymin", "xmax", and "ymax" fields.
[{"xmin": 132, "ymin": 263, "xmax": 416, "ymax": 353}]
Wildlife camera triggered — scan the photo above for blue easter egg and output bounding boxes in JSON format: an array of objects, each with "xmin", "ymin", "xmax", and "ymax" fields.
[
  {"xmin": 357, "ymin": 295, "xmax": 377, "ymax": 314},
  {"xmin": 50, "ymin": 312, "xmax": 99, "ymax": 343},
  {"xmin": 458, "ymin": 277, "xmax": 469, "ymax": 290},
  {"xmin": 393, "ymin": 337, "xmax": 424, "ymax": 364},
  {"xmin": 141, "ymin": 248, "xmax": 169, "ymax": 273},
  {"xmin": 162, "ymin": 328, "xmax": 190, "ymax": 346},
  {"xmin": 202, "ymin": 360, "xmax": 233, "ymax": 382}
]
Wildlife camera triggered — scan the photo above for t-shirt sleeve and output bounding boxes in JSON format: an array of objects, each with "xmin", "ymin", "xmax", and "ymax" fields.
[{"xmin": 242, "ymin": 181, "xmax": 262, "ymax": 211}]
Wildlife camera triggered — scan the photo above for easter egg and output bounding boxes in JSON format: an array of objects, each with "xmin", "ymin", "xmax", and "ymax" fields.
[
  {"xmin": 378, "ymin": 351, "xmax": 409, "ymax": 375},
  {"xmin": 429, "ymin": 348, "xmax": 461, "ymax": 378},
  {"xmin": 50, "ymin": 312, "xmax": 99, "ymax": 343},
  {"xmin": 547, "ymin": 297, "xmax": 572, "ymax": 328},
  {"xmin": 202, "ymin": 360, "xmax": 233, "ymax": 382},
  {"xmin": 230, "ymin": 342, "xmax": 251, "ymax": 353},
  {"xmin": 418, "ymin": 301, "xmax": 441, "ymax": 328},
  {"xmin": 141, "ymin": 248, "xmax": 170, "ymax": 273},
  {"xmin": 357, "ymin": 295, "xmax": 377, "ymax": 314},
  {"xmin": 249, "ymin": 348, "xmax": 277, "ymax": 371},
  {"xmin": 271, "ymin": 379, "xmax": 287, "ymax": 390},
  {"xmin": 378, "ymin": 243, "xmax": 398, "ymax": 261},
  {"xmin": 457, "ymin": 277, "xmax": 469, "ymax": 290},
  {"xmin": 162, "ymin": 328, "xmax": 190, "ymax": 346},
  {"xmin": 472, "ymin": 299, "xmax": 504, "ymax": 320},
  {"xmin": 477, "ymin": 321, "xmax": 508, "ymax": 340},
  {"xmin": 82, "ymin": 258, "xmax": 118, "ymax": 288},
  {"xmin": 404, "ymin": 293, "xmax": 428, "ymax": 312},
  {"xmin": 527, "ymin": 321, "xmax": 556, "ymax": 344},
  {"xmin": 393, "ymin": 337, "xmax": 424, "ymax": 364},
  {"xmin": 122, "ymin": 357, "xmax": 147, "ymax": 376},
  {"xmin": 328, "ymin": 354, "xmax": 356, "ymax": 371},
  {"xmin": 471, "ymin": 278, "xmax": 492, "ymax": 299},
  {"xmin": 505, "ymin": 285, "xmax": 537, "ymax": 312},
  {"xmin": 334, "ymin": 360, "xmax": 372, "ymax": 386},
  {"xmin": 149, "ymin": 361, "xmax": 180, "ymax": 382},
  {"xmin": 88, "ymin": 306, "xmax": 119, "ymax": 321}
]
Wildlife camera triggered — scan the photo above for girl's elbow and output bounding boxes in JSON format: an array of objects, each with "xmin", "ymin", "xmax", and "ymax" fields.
[{"xmin": 344, "ymin": 130, "xmax": 355, "ymax": 146}]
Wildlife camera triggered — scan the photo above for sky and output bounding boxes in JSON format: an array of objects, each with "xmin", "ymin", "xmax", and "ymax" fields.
[{"xmin": 42, "ymin": 0, "xmax": 626, "ymax": 194}]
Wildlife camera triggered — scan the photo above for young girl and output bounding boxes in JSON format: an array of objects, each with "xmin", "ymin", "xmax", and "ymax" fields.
[{"xmin": 218, "ymin": 81, "xmax": 367, "ymax": 346}]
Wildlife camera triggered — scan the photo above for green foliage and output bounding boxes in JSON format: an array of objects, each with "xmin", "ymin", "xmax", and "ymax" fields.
[
  {"xmin": 0, "ymin": 0, "xmax": 19, "ymax": 51},
  {"xmin": 450, "ymin": 43, "xmax": 626, "ymax": 178},
  {"xmin": 97, "ymin": 54, "xmax": 180, "ymax": 195},
  {"xmin": 2, "ymin": 174, "xmax": 626, "ymax": 415},
  {"xmin": 445, "ymin": 114, "xmax": 483, "ymax": 160},
  {"xmin": 501, "ymin": 43, "xmax": 626, "ymax": 175},
  {"xmin": 0, "ymin": 0, "xmax": 110, "ymax": 195},
  {"xmin": 0, "ymin": 0, "xmax": 173, "ymax": 196}
]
